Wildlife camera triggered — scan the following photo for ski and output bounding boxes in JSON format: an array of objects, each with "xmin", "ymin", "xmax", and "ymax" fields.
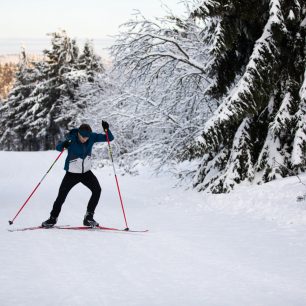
[
  {"xmin": 8, "ymin": 225, "xmax": 70, "ymax": 232},
  {"xmin": 55, "ymin": 225, "xmax": 149, "ymax": 233},
  {"xmin": 8, "ymin": 225, "xmax": 148, "ymax": 233}
]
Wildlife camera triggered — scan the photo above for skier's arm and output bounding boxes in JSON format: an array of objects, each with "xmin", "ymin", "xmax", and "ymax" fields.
[
  {"xmin": 56, "ymin": 134, "xmax": 72, "ymax": 151},
  {"xmin": 93, "ymin": 129, "xmax": 114, "ymax": 143},
  {"xmin": 56, "ymin": 140, "xmax": 71, "ymax": 151}
]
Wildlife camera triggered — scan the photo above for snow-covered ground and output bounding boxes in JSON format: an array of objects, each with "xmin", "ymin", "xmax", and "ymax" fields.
[{"xmin": 1, "ymin": 151, "xmax": 306, "ymax": 306}]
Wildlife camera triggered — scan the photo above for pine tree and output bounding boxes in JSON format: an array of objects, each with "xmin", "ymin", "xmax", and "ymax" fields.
[
  {"xmin": 0, "ymin": 30, "xmax": 95, "ymax": 151},
  {"xmin": 78, "ymin": 40, "xmax": 104, "ymax": 82},
  {"xmin": 0, "ymin": 49, "xmax": 39, "ymax": 150},
  {"xmin": 189, "ymin": 0, "xmax": 306, "ymax": 193},
  {"xmin": 30, "ymin": 30, "xmax": 87, "ymax": 149}
]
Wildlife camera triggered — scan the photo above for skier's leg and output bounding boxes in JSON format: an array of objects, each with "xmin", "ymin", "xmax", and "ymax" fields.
[
  {"xmin": 81, "ymin": 171, "xmax": 102, "ymax": 214},
  {"xmin": 50, "ymin": 172, "xmax": 80, "ymax": 218}
]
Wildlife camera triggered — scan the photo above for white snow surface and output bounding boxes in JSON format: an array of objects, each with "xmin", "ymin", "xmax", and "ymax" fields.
[{"xmin": 1, "ymin": 151, "xmax": 306, "ymax": 306}]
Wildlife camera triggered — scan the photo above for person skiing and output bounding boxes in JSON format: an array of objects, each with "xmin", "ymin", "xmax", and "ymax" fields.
[{"xmin": 42, "ymin": 120, "xmax": 114, "ymax": 228}]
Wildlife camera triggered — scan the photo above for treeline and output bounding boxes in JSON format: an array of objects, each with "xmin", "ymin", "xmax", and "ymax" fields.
[
  {"xmin": 0, "ymin": 30, "xmax": 104, "ymax": 151},
  {"xmin": 1, "ymin": 1, "xmax": 305, "ymax": 193}
]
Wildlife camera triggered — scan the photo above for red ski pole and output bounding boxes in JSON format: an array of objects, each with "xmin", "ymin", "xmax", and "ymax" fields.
[
  {"xmin": 104, "ymin": 128, "xmax": 129, "ymax": 231},
  {"xmin": 8, "ymin": 149, "xmax": 65, "ymax": 225}
]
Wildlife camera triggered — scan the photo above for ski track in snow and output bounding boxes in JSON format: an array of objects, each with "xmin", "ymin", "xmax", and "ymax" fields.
[{"xmin": 1, "ymin": 151, "xmax": 306, "ymax": 306}]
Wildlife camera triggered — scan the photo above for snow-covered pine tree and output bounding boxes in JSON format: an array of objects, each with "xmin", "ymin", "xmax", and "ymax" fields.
[
  {"xmin": 33, "ymin": 32, "xmax": 106, "ymax": 148},
  {"xmin": 0, "ymin": 48, "xmax": 40, "ymax": 150},
  {"xmin": 78, "ymin": 40, "xmax": 104, "ymax": 82},
  {"xmin": 0, "ymin": 30, "xmax": 93, "ymax": 151},
  {"xmin": 34, "ymin": 30, "xmax": 88, "ymax": 148},
  {"xmin": 58, "ymin": 40, "xmax": 108, "ymax": 145},
  {"xmin": 189, "ymin": 0, "xmax": 306, "ymax": 193}
]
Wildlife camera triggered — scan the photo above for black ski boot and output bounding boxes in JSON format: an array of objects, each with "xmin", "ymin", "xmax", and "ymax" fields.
[
  {"xmin": 42, "ymin": 216, "xmax": 57, "ymax": 228},
  {"xmin": 83, "ymin": 212, "xmax": 99, "ymax": 228}
]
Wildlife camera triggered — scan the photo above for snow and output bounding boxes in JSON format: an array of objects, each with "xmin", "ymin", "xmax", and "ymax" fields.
[
  {"xmin": 1, "ymin": 151, "xmax": 306, "ymax": 306},
  {"xmin": 288, "ymin": 10, "xmax": 295, "ymax": 21}
]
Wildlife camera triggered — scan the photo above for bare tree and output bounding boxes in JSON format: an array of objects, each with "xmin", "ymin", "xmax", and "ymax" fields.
[{"xmin": 105, "ymin": 6, "xmax": 218, "ymax": 169}]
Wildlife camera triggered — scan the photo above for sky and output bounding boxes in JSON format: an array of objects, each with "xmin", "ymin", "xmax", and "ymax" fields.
[{"xmin": 0, "ymin": 0, "xmax": 186, "ymax": 55}]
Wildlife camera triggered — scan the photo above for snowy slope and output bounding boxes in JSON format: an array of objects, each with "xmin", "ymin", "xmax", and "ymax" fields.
[{"xmin": 1, "ymin": 151, "xmax": 306, "ymax": 306}]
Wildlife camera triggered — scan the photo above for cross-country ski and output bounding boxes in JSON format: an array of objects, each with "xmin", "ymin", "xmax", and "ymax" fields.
[{"xmin": 9, "ymin": 225, "xmax": 148, "ymax": 233}]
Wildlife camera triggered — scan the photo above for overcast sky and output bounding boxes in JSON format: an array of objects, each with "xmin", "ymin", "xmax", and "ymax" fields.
[{"xmin": 0, "ymin": 0, "xmax": 185, "ymax": 39}]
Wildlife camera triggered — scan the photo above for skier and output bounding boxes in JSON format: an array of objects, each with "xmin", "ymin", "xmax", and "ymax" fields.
[{"xmin": 42, "ymin": 121, "xmax": 114, "ymax": 228}]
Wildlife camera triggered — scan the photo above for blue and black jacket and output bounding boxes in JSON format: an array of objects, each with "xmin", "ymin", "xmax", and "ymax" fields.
[{"xmin": 56, "ymin": 128, "xmax": 114, "ymax": 173}]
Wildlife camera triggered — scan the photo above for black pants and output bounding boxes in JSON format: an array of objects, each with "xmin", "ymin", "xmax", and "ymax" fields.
[{"xmin": 50, "ymin": 171, "xmax": 101, "ymax": 218}]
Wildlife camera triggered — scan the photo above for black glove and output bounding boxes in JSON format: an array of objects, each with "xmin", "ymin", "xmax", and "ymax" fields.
[
  {"xmin": 63, "ymin": 140, "xmax": 71, "ymax": 148},
  {"xmin": 102, "ymin": 120, "xmax": 109, "ymax": 131}
]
